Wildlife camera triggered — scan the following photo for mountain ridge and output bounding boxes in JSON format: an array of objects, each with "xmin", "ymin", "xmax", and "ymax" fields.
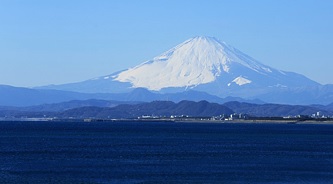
[
  {"xmin": 1, "ymin": 100, "xmax": 332, "ymax": 119},
  {"xmin": 35, "ymin": 36, "xmax": 333, "ymax": 104}
]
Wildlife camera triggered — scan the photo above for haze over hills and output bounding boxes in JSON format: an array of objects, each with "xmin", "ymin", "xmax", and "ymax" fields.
[
  {"xmin": 0, "ymin": 85, "xmax": 263, "ymax": 107},
  {"xmin": 38, "ymin": 36, "xmax": 333, "ymax": 105}
]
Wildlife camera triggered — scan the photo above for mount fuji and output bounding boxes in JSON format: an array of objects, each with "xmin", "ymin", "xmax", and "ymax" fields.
[{"xmin": 39, "ymin": 36, "xmax": 333, "ymax": 105}]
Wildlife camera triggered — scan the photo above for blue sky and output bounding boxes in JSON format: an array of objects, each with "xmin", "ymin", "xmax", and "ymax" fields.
[{"xmin": 0, "ymin": 0, "xmax": 332, "ymax": 87}]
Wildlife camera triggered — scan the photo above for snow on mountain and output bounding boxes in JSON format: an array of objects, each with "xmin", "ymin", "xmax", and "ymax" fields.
[
  {"xmin": 228, "ymin": 76, "xmax": 252, "ymax": 86},
  {"xmin": 113, "ymin": 36, "xmax": 277, "ymax": 90},
  {"xmin": 37, "ymin": 36, "xmax": 332, "ymax": 104},
  {"xmin": 109, "ymin": 36, "xmax": 320, "ymax": 99}
]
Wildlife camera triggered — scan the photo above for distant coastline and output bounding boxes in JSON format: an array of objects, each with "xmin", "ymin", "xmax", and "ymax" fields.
[{"xmin": 2, "ymin": 117, "xmax": 333, "ymax": 125}]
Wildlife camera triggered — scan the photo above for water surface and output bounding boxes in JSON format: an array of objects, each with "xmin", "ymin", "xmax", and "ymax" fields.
[{"xmin": 0, "ymin": 121, "xmax": 332, "ymax": 183}]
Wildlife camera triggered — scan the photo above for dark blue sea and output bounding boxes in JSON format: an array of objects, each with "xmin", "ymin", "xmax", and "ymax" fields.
[{"xmin": 0, "ymin": 121, "xmax": 333, "ymax": 183}]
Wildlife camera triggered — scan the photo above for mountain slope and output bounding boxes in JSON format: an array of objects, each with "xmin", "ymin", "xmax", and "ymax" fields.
[
  {"xmin": 0, "ymin": 85, "xmax": 95, "ymax": 106},
  {"xmin": 114, "ymin": 36, "xmax": 319, "ymax": 91},
  {"xmin": 37, "ymin": 36, "xmax": 331, "ymax": 104}
]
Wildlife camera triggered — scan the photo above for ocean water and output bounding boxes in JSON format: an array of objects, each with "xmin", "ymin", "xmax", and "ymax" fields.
[{"xmin": 0, "ymin": 121, "xmax": 333, "ymax": 183}]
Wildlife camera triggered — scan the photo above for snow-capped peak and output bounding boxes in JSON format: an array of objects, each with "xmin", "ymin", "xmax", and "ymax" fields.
[{"xmin": 114, "ymin": 36, "xmax": 276, "ymax": 91}]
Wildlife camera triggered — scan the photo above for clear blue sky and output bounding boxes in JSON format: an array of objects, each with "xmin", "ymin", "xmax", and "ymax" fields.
[{"xmin": 0, "ymin": 0, "xmax": 332, "ymax": 87}]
